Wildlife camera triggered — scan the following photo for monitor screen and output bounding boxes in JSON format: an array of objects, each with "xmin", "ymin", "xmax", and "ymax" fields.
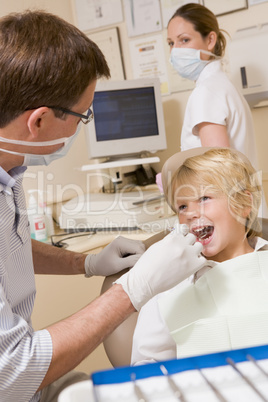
[{"xmin": 85, "ymin": 78, "xmax": 167, "ymax": 160}]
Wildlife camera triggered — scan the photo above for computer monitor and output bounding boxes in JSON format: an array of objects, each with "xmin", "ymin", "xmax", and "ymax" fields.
[{"xmin": 85, "ymin": 78, "xmax": 167, "ymax": 160}]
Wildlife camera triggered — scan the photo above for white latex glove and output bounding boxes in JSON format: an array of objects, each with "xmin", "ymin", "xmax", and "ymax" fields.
[
  {"xmin": 84, "ymin": 236, "xmax": 145, "ymax": 277},
  {"xmin": 115, "ymin": 225, "xmax": 206, "ymax": 311}
]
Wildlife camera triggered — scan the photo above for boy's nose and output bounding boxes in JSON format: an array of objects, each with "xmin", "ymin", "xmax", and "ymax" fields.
[{"xmin": 186, "ymin": 202, "xmax": 201, "ymax": 220}]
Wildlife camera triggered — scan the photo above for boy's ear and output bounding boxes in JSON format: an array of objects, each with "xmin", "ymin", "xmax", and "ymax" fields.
[
  {"xmin": 26, "ymin": 107, "xmax": 51, "ymax": 139},
  {"xmin": 242, "ymin": 190, "xmax": 253, "ymax": 218}
]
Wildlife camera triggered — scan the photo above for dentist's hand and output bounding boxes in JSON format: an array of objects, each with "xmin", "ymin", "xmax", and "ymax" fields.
[
  {"xmin": 84, "ymin": 236, "xmax": 145, "ymax": 277},
  {"xmin": 115, "ymin": 227, "xmax": 206, "ymax": 311}
]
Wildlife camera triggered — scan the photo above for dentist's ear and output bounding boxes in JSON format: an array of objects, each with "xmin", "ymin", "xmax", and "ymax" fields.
[{"xmin": 26, "ymin": 107, "xmax": 51, "ymax": 138}]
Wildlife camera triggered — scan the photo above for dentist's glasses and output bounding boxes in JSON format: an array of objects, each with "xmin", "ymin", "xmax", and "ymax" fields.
[{"xmin": 50, "ymin": 106, "xmax": 94, "ymax": 125}]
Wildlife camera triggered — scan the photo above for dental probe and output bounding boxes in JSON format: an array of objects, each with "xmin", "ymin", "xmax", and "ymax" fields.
[
  {"xmin": 160, "ymin": 364, "xmax": 187, "ymax": 402},
  {"xmin": 168, "ymin": 223, "xmax": 189, "ymax": 236},
  {"xmin": 180, "ymin": 224, "xmax": 189, "ymax": 236},
  {"xmin": 131, "ymin": 373, "xmax": 147, "ymax": 402}
]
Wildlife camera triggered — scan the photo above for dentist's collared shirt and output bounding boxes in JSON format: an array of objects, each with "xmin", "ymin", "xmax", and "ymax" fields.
[{"xmin": 0, "ymin": 166, "xmax": 53, "ymax": 402}]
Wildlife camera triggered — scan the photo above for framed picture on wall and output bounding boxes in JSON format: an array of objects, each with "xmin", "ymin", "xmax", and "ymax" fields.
[
  {"xmin": 202, "ymin": 0, "xmax": 248, "ymax": 16},
  {"xmin": 160, "ymin": 0, "xmax": 201, "ymax": 28},
  {"xmin": 88, "ymin": 28, "xmax": 125, "ymax": 81},
  {"xmin": 72, "ymin": 0, "xmax": 123, "ymax": 31}
]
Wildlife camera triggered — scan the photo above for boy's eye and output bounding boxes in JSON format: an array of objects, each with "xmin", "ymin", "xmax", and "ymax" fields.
[
  {"xmin": 178, "ymin": 204, "xmax": 187, "ymax": 212},
  {"xmin": 200, "ymin": 196, "xmax": 210, "ymax": 202}
]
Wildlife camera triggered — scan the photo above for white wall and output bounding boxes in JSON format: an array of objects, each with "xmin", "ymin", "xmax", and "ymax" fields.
[
  {"xmin": 71, "ymin": 1, "xmax": 268, "ymax": 202},
  {"xmin": 17, "ymin": 1, "xmax": 268, "ymax": 208}
]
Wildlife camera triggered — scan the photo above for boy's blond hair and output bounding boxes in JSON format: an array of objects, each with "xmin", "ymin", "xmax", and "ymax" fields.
[{"xmin": 162, "ymin": 148, "xmax": 262, "ymax": 238}]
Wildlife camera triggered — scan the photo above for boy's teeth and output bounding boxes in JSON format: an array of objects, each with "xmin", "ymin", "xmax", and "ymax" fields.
[{"xmin": 194, "ymin": 226, "xmax": 213, "ymax": 239}]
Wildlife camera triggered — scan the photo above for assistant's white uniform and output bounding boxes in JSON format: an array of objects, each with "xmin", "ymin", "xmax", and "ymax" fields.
[
  {"xmin": 180, "ymin": 60, "xmax": 268, "ymax": 217},
  {"xmin": 180, "ymin": 60, "xmax": 259, "ymax": 170}
]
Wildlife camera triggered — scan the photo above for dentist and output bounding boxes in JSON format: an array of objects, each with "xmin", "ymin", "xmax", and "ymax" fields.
[{"xmin": 0, "ymin": 10, "xmax": 206, "ymax": 402}]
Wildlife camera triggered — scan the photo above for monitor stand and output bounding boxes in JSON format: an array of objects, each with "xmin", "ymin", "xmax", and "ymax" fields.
[
  {"xmin": 80, "ymin": 156, "xmax": 160, "ymax": 192},
  {"xmin": 80, "ymin": 156, "xmax": 160, "ymax": 171}
]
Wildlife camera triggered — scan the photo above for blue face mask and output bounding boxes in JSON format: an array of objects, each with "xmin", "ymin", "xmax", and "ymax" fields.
[
  {"xmin": 170, "ymin": 48, "xmax": 219, "ymax": 81},
  {"xmin": 0, "ymin": 123, "xmax": 81, "ymax": 166}
]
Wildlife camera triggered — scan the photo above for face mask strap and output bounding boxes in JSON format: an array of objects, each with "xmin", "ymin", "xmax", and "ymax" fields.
[
  {"xmin": 0, "ymin": 147, "xmax": 25, "ymax": 157},
  {"xmin": 0, "ymin": 135, "xmax": 70, "ymax": 147},
  {"xmin": 199, "ymin": 49, "xmax": 221, "ymax": 60},
  {"xmin": 0, "ymin": 123, "xmax": 81, "ymax": 167}
]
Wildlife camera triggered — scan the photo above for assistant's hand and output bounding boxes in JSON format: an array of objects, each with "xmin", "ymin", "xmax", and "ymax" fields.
[
  {"xmin": 115, "ymin": 227, "xmax": 206, "ymax": 311},
  {"xmin": 84, "ymin": 236, "xmax": 145, "ymax": 277}
]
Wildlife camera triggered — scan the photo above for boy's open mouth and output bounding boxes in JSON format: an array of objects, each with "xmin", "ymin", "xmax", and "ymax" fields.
[{"xmin": 192, "ymin": 226, "xmax": 214, "ymax": 241}]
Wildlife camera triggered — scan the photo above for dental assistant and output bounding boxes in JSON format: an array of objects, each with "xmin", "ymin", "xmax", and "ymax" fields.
[
  {"xmin": 167, "ymin": 3, "xmax": 259, "ymax": 169},
  {"xmin": 0, "ymin": 10, "xmax": 206, "ymax": 402}
]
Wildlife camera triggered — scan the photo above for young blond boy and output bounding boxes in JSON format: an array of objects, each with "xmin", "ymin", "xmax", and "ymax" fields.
[{"xmin": 131, "ymin": 147, "xmax": 268, "ymax": 365}]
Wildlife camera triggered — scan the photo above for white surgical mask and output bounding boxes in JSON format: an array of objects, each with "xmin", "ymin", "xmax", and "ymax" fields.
[
  {"xmin": 170, "ymin": 48, "xmax": 219, "ymax": 81},
  {"xmin": 0, "ymin": 123, "xmax": 81, "ymax": 166}
]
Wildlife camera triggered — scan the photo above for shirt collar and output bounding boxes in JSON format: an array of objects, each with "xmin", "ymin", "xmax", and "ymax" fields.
[
  {"xmin": 0, "ymin": 165, "xmax": 27, "ymax": 188},
  {"xmin": 196, "ymin": 59, "xmax": 222, "ymax": 85}
]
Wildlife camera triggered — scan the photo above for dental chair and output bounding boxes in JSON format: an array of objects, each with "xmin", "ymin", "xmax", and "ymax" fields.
[
  {"xmin": 262, "ymin": 217, "xmax": 268, "ymax": 240},
  {"xmin": 100, "ymin": 230, "xmax": 168, "ymax": 367},
  {"xmin": 101, "ymin": 218, "xmax": 268, "ymax": 368}
]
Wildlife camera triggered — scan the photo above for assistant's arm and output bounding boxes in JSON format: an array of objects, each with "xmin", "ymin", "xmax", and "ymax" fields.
[{"xmin": 198, "ymin": 122, "xmax": 230, "ymax": 147}]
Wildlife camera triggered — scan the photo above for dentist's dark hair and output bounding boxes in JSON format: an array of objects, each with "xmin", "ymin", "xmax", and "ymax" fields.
[{"xmin": 0, "ymin": 10, "xmax": 110, "ymax": 127}]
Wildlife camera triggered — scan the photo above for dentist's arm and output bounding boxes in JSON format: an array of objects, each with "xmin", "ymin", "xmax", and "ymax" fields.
[
  {"xmin": 38, "ymin": 230, "xmax": 205, "ymax": 390},
  {"xmin": 116, "ymin": 229, "xmax": 206, "ymax": 311},
  {"xmin": 32, "ymin": 236, "xmax": 145, "ymax": 277},
  {"xmin": 38, "ymin": 284, "xmax": 134, "ymax": 390}
]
